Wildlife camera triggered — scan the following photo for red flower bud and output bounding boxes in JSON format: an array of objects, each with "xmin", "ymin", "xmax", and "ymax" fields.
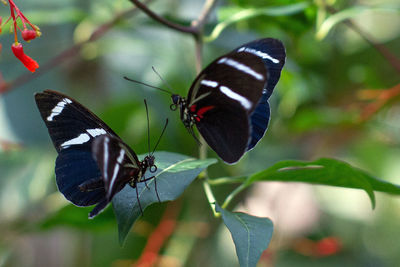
[
  {"xmin": 21, "ymin": 29, "xmax": 37, "ymax": 41},
  {"xmin": 11, "ymin": 43, "xmax": 39, "ymax": 72}
]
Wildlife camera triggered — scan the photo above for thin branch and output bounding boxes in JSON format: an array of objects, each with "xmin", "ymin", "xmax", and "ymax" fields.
[
  {"xmin": 191, "ymin": 0, "xmax": 218, "ymax": 30},
  {"xmin": 1, "ymin": 2, "xmax": 150, "ymax": 95},
  {"xmin": 358, "ymin": 83, "xmax": 400, "ymax": 122},
  {"xmin": 129, "ymin": 0, "xmax": 198, "ymax": 35},
  {"xmin": 343, "ymin": 20, "xmax": 400, "ymax": 74},
  {"xmin": 129, "ymin": 0, "xmax": 217, "ymax": 39},
  {"xmin": 326, "ymin": 5, "xmax": 400, "ymax": 74},
  {"xmin": 0, "ymin": 139, "xmax": 22, "ymax": 151}
]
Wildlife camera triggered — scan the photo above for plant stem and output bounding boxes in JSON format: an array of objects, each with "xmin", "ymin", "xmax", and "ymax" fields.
[
  {"xmin": 208, "ymin": 176, "xmax": 247, "ymax": 185},
  {"xmin": 184, "ymin": 0, "xmax": 219, "ymax": 217},
  {"xmin": 202, "ymin": 179, "xmax": 219, "ymax": 217},
  {"xmin": 221, "ymin": 183, "xmax": 248, "ymax": 209}
]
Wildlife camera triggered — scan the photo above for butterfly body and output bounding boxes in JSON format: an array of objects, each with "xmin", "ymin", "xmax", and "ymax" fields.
[
  {"xmin": 35, "ymin": 90, "xmax": 157, "ymax": 218},
  {"xmin": 170, "ymin": 38, "xmax": 286, "ymax": 164}
]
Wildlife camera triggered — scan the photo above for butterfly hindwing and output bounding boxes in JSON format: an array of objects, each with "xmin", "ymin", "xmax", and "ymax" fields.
[
  {"xmin": 248, "ymin": 94, "xmax": 270, "ymax": 150},
  {"xmin": 55, "ymin": 148, "xmax": 106, "ymax": 207}
]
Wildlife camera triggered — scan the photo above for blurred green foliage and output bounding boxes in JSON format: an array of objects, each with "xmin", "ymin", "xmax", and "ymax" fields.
[{"xmin": 0, "ymin": 0, "xmax": 400, "ymax": 266}]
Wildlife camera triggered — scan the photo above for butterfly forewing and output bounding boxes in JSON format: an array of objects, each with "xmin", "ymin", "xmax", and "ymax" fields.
[
  {"xmin": 35, "ymin": 90, "xmax": 116, "ymax": 152},
  {"xmin": 92, "ymin": 135, "xmax": 141, "ymax": 201},
  {"xmin": 188, "ymin": 52, "xmax": 267, "ymax": 112},
  {"xmin": 235, "ymin": 38, "xmax": 286, "ymax": 98}
]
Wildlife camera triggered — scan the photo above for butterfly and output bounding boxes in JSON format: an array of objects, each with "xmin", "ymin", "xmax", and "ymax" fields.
[
  {"xmin": 168, "ymin": 38, "xmax": 286, "ymax": 164},
  {"xmin": 35, "ymin": 90, "xmax": 167, "ymax": 218}
]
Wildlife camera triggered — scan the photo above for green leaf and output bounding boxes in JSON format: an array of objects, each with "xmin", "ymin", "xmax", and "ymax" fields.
[
  {"xmin": 246, "ymin": 158, "xmax": 400, "ymax": 209},
  {"xmin": 316, "ymin": 5, "xmax": 400, "ymax": 40},
  {"xmin": 39, "ymin": 204, "xmax": 116, "ymax": 231},
  {"xmin": 113, "ymin": 151, "xmax": 216, "ymax": 245},
  {"xmin": 205, "ymin": 2, "xmax": 309, "ymax": 42},
  {"xmin": 216, "ymin": 203, "xmax": 273, "ymax": 267}
]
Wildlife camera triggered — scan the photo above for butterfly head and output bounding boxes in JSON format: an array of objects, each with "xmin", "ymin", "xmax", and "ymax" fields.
[
  {"xmin": 143, "ymin": 155, "xmax": 157, "ymax": 173},
  {"xmin": 170, "ymin": 94, "xmax": 184, "ymax": 111}
]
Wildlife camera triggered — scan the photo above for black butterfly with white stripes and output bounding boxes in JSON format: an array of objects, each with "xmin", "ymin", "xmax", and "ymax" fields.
[
  {"xmin": 35, "ymin": 90, "xmax": 166, "ymax": 218},
  {"xmin": 169, "ymin": 38, "xmax": 286, "ymax": 164}
]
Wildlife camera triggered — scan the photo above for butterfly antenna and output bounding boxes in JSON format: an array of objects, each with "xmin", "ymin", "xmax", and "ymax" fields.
[
  {"xmin": 144, "ymin": 99, "xmax": 151, "ymax": 156},
  {"xmin": 151, "ymin": 66, "xmax": 176, "ymax": 95},
  {"xmin": 151, "ymin": 119, "xmax": 169, "ymax": 155},
  {"xmin": 124, "ymin": 76, "xmax": 173, "ymax": 95}
]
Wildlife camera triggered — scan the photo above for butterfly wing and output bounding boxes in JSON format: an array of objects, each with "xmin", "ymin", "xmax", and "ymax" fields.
[
  {"xmin": 55, "ymin": 148, "xmax": 106, "ymax": 206},
  {"xmin": 187, "ymin": 38, "xmax": 286, "ymax": 162},
  {"xmin": 92, "ymin": 135, "xmax": 141, "ymax": 201},
  {"xmin": 194, "ymin": 98, "xmax": 250, "ymax": 163},
  {"xmin": 236, "ymin": 38, "xmax": 286, "ymax": 150},
  {"xmin": 35, "ymin": 90, "xmax": 120, "ymax": 216},
  {"xmin": 187, "ymin": 47, "xmax": 268, "ymax": 163},
  {"xmin": 35, "ymin": 90, "xmax": 117, "ymax": 151}
]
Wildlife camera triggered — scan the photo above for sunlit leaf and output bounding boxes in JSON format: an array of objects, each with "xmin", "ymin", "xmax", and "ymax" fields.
[
  {"xmin": 205, "ymin": 2, "xmax": 309, "ymax": 42},
  {"xmin": 113, "ymin": 151, "xmax": 216, "ymax": 245},
  {"xmin": 216, "ymin": 203, "xmax": 273, "ymax": 267},
  {"xmin": 246, "ymin": 158, "xmax": 400, "ymax": 208},
  {"xmin": 316, "ymin": 6, "xmax": 400, "ymax": 40}
]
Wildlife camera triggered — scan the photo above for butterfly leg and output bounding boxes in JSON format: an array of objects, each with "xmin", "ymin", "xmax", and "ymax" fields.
[
  {"xmin": 140, "ymin": 176, "xmax": 161, "ymax": 202},
  {"xmin": 154, "ymin": 177, "xmax": 161, "ymax": 203},
  {"xmin": 143, "ymin": 179, "xmax": 150, "ymax": 189},
  {"xmin": 135, "ymin": 184, "xmax": 144, "ymax": 215},
  {"xmin": 186, "ymin": 125, "xmax": 201, "ymax": 146},
  {"xmin": 78, "ymin": 178, "xmax": 104, "ymax": 192}
]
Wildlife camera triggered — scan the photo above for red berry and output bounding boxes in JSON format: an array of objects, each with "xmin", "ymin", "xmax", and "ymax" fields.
[{"xmin": 21, "ymin": 29, "xmax": 37, "ymax": 41}]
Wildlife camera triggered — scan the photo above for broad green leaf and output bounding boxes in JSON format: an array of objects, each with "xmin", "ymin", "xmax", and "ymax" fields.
[
  {"xmin": 216, "ymin": 203, "xmax": 273, "ymax": 267},
  {"xmin": 205, "ymin": 2, "xmax": 309, "ymax": 42},
  {"xmin": 246, "ymin": 158, "xmax": 400, "ymax": 208},
  {"xmin": 113, "ymin": 151, "xmax": 216, "ymax": 245},
  {"xmin": 316, "ymin": 6, "xmax": 400, "ymax": 40},
  {"xmin": 39, "ymin": 204, "xmax": 116, "ymax": 231}
]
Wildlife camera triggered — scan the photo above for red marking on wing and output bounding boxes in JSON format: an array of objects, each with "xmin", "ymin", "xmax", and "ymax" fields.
[
  {"xmin": 197, "ymin": 105, "xmax": 215, "ymax": 119},
  {"xmin": 190, "ymin": 104, "xmax": 197, "ymax": 113}
]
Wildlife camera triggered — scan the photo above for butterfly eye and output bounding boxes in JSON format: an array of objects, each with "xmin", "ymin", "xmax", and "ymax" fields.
[
  {"xmin": 170, "ymin": 103, "xmax": 177, "ymax": 111},
  {"xmin": 150, "ymin": 165, "xmax": 157, "ymax": 173}
]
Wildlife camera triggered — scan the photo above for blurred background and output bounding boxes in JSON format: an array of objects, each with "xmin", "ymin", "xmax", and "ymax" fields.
[{"xmin": 0, "ymin": 0, "xmax": 400, "ymax": 266}]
